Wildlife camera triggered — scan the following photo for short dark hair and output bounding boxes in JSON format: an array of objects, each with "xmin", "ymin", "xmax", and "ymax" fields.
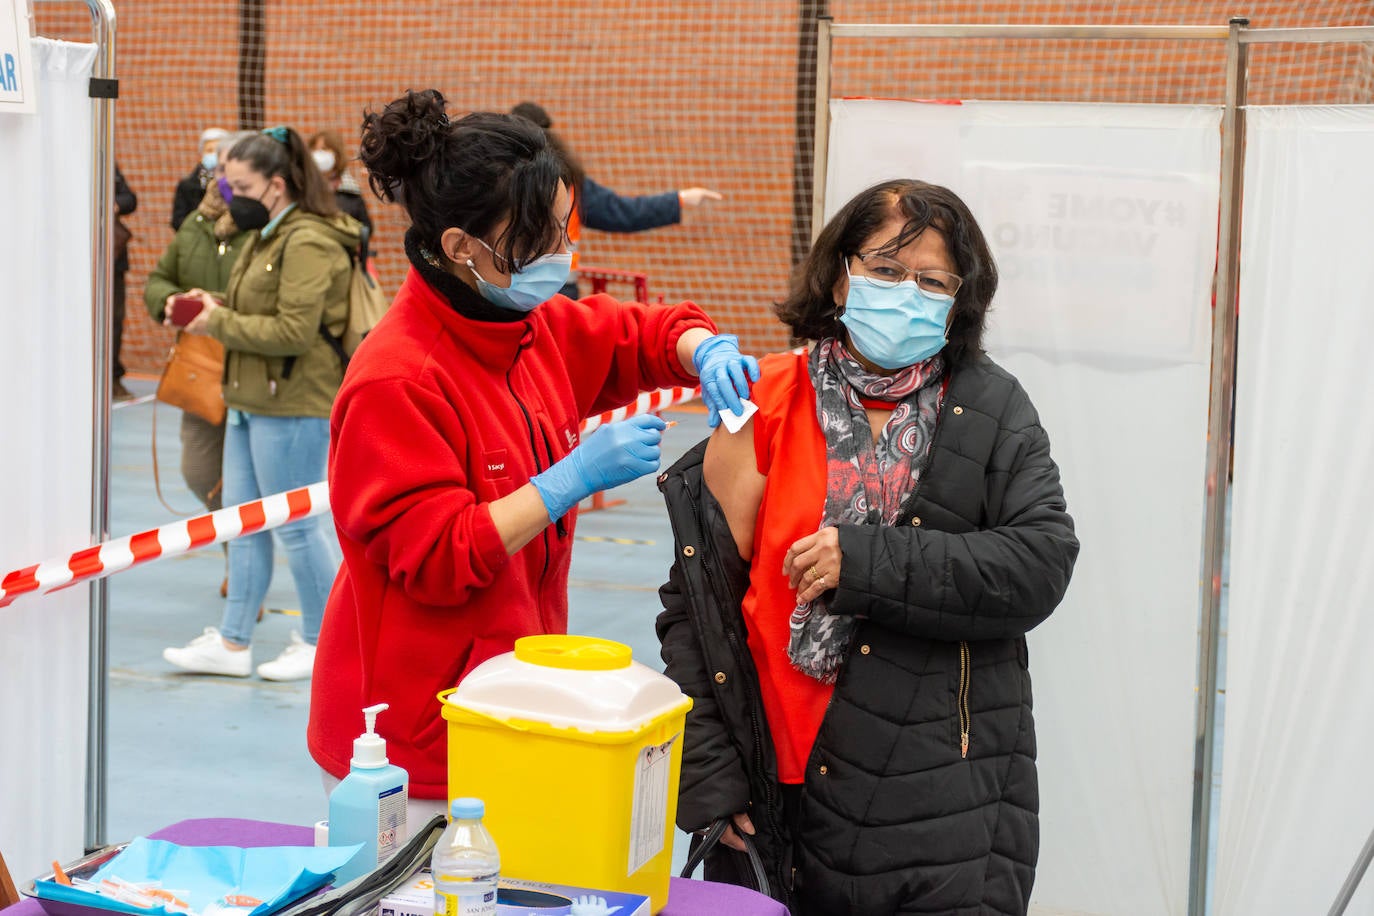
[
  {"xmin": 226, "ymin": 127, "xmax": 339, "ymax": 218},
  {"xmin": 510, "ymin": 101, "xmax": 552, "ymax": 129},
  {"xmin": 775, "ymin": 179, "xmax": 997, "ymax": 367},
  {"xmin": 361, "ymin": 89, "xmax": 565, "ymax": 270},
  {"xmin": 510, "ymin": 101, "xmax": 585, "ymax": 216}
]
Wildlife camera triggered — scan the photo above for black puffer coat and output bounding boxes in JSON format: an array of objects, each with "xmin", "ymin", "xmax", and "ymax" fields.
[{"xmin": 657, "ymin": 355, "xmax": 1078, "ymax": 916}]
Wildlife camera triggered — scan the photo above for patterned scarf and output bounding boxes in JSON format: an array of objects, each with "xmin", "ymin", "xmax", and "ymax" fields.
[
  {"xmin": 787, "ymin": 338, "xmax": 945, "ymax": 681},
  {"xmin": 196, "ymin": 180, "xmax": 239, "ymax": 241}
]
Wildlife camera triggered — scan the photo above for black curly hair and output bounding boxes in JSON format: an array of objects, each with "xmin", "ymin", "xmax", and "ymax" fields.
[{"xmin": 360, "ymin": 89, "xmax": 566, "ymax": 270}]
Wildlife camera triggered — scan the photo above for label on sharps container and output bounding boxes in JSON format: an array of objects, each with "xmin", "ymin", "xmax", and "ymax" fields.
[
  {"xmin": 628, "ymin": 735, "xmax": 678, "ymax": 875},
  {"xmin": 377, "ymin": 784, "xmax": 407, "ymax": 863}
]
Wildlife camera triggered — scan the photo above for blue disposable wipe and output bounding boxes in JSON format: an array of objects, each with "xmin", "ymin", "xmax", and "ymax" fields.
[{"xmin": 34, "ymin": 837, "xmax": 363, "ymax": 916}]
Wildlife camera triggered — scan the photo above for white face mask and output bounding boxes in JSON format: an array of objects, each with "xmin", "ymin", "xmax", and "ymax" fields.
[{"xmin": 311, "ymin": 149, "xmax": 337, "ymax": 174}]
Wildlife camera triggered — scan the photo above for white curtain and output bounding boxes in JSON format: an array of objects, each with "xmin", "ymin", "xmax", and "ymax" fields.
[
  {"xmin": 1215, "ymin": 106, "xmax": 1374, "ymax": 915},
  {"xmin": 0, "ymin": 38, "xmax": 97, "ymax": 882},
  {"xmin": 825, "ymin": 100, "xmax": 1221, "ymax": 915}
]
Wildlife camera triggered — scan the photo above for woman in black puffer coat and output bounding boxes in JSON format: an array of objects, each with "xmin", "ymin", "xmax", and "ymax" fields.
[{"xmin": 657, "ymin": 179, "xmax": 1079, "ymax": 915}]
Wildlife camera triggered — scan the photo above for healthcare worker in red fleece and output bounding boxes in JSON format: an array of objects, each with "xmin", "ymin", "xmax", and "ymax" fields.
[{"xmin": 307, "ymin": 89, "xmax": 758, "ymax": 824}]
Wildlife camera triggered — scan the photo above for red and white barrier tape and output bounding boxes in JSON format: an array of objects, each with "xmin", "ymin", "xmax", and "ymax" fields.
[
  {"xmin": 579, "ymin": 384, "xmax": 701, "ymax": 434},
  {"xmin": 0, "ymin": 482, "xmax": 330, "ymax": 609},
  {"xmin": 0, "ymin": 385, "xmax": 705, "ymax": 610}
]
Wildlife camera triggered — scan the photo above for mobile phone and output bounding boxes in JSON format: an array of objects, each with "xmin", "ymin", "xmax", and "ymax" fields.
[{"xmin": 168, "ymin": 294, "xmax": 206, "ymax": 327}]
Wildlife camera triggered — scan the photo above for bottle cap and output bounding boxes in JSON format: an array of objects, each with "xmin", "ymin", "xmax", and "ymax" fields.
[
  {"xmin": 351, "ymin": 703, "xmax": 389, "ymax": 768},
  {"xmin": 450, "ymin": 797, "xmax": 484, "ymax": 820}
]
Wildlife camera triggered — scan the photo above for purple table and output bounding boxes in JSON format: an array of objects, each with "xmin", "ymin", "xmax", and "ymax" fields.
[{"xmin": 4, "ymin": 819, "xmax": 787, "ymax": 916}]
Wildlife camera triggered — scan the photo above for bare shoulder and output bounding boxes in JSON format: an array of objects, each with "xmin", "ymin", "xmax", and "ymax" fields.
[{"xmin": 703, "ymin": 418, "xmax": 765, "ymax": 560}]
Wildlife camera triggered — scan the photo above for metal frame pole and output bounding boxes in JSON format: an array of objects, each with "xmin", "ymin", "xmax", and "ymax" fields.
[
  {"xmin": 1187, "ymin": 15, "xmax": 1248, "ymax": 916},
  {"xmin": 1329, "ymin": 824, "xmax": 1374, "ymax": 916},
  {"xmin": 809, "ymin": 14, "xmax": 832, "ymax": 241},
  {"xmin": 86, "ymin": 0, "xmax": 116, "ymax": 853}
]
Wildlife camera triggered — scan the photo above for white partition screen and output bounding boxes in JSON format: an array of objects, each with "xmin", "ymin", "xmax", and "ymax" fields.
[
  {"xmin": 825, "ymin": 100, "xmax": 1221, "ymax": 915},
  {"xmin": 1215, "ymin": 106, "xmax": 1374, "ymax": 915},
  {"xmin": 0, "ymin": 38, "xmax": 97, "ymax": 880}
]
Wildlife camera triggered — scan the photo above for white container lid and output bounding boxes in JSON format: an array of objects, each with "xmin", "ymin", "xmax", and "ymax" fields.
[{"xmin": 446, "ymin": 635, "xmax": 688, "ymax": 735}]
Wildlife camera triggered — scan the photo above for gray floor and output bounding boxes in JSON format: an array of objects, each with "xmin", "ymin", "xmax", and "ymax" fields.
[
  {"xmin": 103, "ymin": 376, "xmax": 1230, "ymax": 907},
  {"xmin": 104, "ymin": 377, "xmax": 709, "ymax": 870}
]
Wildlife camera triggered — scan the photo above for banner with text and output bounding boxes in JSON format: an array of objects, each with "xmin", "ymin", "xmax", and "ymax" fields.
[{"xmin": 0, "ymin": 0, "xmax": 35, "ymax": 113}]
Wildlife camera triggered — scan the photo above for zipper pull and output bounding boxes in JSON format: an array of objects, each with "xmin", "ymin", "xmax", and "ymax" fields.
[{"xmin": 961, "ymin": 730, "xmax": 969, "ymax": 759}]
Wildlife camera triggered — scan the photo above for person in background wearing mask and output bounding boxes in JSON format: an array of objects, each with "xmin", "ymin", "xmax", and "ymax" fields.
[
  {"xmin": 172, "ymin": 127, "xmax": 228, "ymax": 231},
  {"xmin": 307, "ymin": 129, "xmax": 372, "ymax": 232},
  {"xmin": 510, "ymin": 102, "xmax": 723, "ymax": 298},
  {"xmin": 656, "ymin": 179, "xmax": 1080, "ymax": 914},
  {"xmin": 112, "ymin": 163, "xmax": 138, "ymax": 401},
  {"xmin": 306, "ymin": 90, "xmax": 759, "ymax": 827},
  {"xmin": 162, "ymin": 126, "xmax": 363, "ymax": 682},
  {"xmin": 144, "ymin": 130, "xmax": 254, "ymax": 553}
]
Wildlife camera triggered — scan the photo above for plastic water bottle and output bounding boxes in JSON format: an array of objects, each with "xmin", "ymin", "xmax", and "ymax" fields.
[{"xmin": 432, "ymin": 797, "xmax": 500, "ymax": 916}]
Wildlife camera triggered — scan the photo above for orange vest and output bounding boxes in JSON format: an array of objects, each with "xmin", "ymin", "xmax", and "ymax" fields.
[
  {"xmin": 742, "ymin": 351, "xmax": 834, "ymax": 783},
  {"xmin": 568, "ymin": 189, "xmax": 583, "ymax": 270}
]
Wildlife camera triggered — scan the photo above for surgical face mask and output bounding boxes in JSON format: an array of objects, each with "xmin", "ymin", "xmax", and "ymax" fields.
[
  {"xmin": 838, "ymin": 265, "xmax": 955, "ymax": 370},
  {"xmin": 466, "ymin": 237, "xmax": 573, "ymax": 312},
  {"xmin": 202, "ymin": 152, "xmax": 218, "ymax": 172},
  {"xmin": 311, "ymin": 149, "xmax": 337, "ymax": 175}
]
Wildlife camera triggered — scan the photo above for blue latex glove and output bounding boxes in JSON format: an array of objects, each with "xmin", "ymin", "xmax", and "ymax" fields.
[
  {"xmin": 531, "ymin": 414, "xmax": 666, "ymax": 521},
  {"xmin": 692, "ymin": 334, "xmax": 761, "ymax": 428}
]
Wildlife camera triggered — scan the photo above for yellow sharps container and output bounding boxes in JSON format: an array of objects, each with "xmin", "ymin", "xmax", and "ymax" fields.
[{"xmin": 439, "ymin": 634, "xmax": 692, "ymax": 913}]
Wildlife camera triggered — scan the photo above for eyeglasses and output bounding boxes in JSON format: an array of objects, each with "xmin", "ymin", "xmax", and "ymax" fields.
[{"xmin": 853, "ymin": 252, "xmax": 962, "ymax": 298}]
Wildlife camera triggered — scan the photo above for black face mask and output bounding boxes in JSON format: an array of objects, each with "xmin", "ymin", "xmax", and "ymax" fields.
[{"xmin": 228, "ymin": 195, "xmax": 271, "ymax": 232}]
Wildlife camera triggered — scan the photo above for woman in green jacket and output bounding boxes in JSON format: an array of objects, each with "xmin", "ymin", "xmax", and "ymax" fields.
[
  {"xmin": 145, "ymin": 131, "xmax": 253, "ymax": 520},
  {"xmin": 163, "ymin": 126, "xmax": 362, "ymax": 683}
]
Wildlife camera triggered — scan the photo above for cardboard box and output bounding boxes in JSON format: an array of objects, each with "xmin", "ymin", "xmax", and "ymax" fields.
[{"xmin": 378, "ymin": 869, "xmax": 650, "ymax": 916}]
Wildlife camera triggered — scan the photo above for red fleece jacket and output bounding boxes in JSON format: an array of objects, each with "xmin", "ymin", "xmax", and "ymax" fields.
[{"xmin": 308, "ymin": 267, "xmax": 712, "ymax": 796}]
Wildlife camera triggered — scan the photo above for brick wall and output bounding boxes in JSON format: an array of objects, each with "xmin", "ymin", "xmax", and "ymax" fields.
[{"xmin": 36, "ymin": 1, "xmax": 1372, "ymax": 376}]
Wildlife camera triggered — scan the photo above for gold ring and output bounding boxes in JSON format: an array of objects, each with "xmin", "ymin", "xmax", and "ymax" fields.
[{"xmin": 806, "ymin": 566, "xmax": 819, "ymax": 582}]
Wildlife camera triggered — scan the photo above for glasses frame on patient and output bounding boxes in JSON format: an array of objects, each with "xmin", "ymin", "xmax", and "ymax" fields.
[{"xmin": 853, "ymin": 251, "xmax": 963, "ymax": 298}]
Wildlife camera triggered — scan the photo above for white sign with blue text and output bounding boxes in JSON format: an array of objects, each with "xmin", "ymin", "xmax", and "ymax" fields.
[{"xmin": 0, "ymin": 0, "xmax": 35, "ymax": 113}]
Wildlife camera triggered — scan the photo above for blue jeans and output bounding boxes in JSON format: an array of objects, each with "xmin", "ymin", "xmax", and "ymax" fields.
[{"xmin": 220, "ymin": 411, "xmax": 338, "ymax": 646}]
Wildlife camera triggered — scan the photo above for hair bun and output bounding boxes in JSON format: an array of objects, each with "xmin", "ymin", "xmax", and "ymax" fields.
[{"xmin": 359, "ymin": 88, "xmax": 450, "ymax": 202}]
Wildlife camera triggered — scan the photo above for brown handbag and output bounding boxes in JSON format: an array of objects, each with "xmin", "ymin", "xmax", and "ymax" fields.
[{"xmin": 156, "ymin": 332, "xmax": 226, "ymax": 426}]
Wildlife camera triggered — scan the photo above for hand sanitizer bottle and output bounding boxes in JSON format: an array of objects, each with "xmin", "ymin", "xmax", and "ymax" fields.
[{"xmin": 329, "ymin": 703, "xmax": 409, "ymax": 884}]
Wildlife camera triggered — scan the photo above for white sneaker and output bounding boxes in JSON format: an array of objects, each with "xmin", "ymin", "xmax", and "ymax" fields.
[
  {"xmin": 163, "ymin": 627, "xmax": 252, "ymax": 677},
  {"xmin": 257, "ymin": 631, "xmax": 317, "ymax": 681}
]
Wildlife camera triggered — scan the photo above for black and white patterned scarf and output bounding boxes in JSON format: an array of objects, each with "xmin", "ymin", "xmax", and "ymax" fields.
[{"xmin": 787, "ymin": 338, "xmax": 945, "ymax": 682}]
